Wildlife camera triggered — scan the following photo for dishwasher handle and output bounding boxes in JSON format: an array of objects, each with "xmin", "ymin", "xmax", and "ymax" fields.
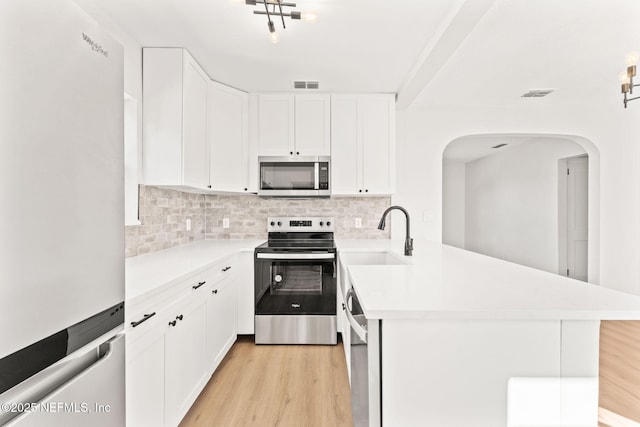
[{"xmin": 344, "ymin": 289, "xmax": 368, "ymax": 343}]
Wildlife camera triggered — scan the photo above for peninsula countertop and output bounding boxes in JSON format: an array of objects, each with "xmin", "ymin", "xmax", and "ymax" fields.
[{"xmin": 337, "ymin": 239, "xmax": 640, "ymax": 321}]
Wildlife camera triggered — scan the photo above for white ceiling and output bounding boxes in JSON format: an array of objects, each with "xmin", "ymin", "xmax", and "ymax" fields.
[
  {"xmin": 79, "ymin": 0, "xmax": 640, "ymax": 109},
  {"xmin": 443, "ymin": 135, "xmax": 526, "ymax": 163},
  {"xmin": 81, "ymin": 0, "xmax": 459, "ymax": 94},
  {"xmin": 411, "ymin": 0, "xmax": 640, "ymax": 109}
]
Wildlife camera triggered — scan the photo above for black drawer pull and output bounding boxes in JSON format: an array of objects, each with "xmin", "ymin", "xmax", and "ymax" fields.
[
  {"xmin": 193, "ymin": 281, "xmax": 206, "ymax": 290},
  {"xmin": 212, "ymin": 289, "xmax": 218, "ymax": 295},
  {"xmin": 176, "ymin": 315, "xmax": 183, "ymax": 321},
  {"xmin": 131, "ymin": 312, "xmax": 156, "ymax": 328},
  {"xmin": 169, "ymin": 320, "xmax": 177, "ymax": 327},
  {"xmin": 222, "ymin": 266, "xmax": 232, "ymax": 272}
]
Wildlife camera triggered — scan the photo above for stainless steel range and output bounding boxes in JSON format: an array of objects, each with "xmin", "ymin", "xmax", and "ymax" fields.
[{"xmin": 254, "ymin": 217, "xmax": 337, "ymax": 345}]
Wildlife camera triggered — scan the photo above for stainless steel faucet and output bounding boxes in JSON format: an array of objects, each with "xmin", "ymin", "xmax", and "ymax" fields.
[{"xmin": 377, "ymin": 205, "xmax": 413, "ymax": 256}]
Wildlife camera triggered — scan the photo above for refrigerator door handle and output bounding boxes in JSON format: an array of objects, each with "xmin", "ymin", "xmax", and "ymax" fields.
[{"xmin": 0, "ymin": 333, "xmax": 124, "ymax": 426}]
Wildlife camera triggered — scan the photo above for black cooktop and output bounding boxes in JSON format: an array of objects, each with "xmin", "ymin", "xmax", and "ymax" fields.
[
  {"xmin": 256, "ymin": 240, "xmax": 335, "ymax": 250},
  {"xmin": 256, "ymin": 231, "xmax": 335, "ymax": 251}
]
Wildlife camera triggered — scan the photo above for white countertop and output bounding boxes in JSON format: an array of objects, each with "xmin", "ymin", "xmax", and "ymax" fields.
[
  {"xmin": 126, "ymin": 239, "xmax": 263, "ymax": 303},
  {"xmin": 338, "ymin": 239, "xmax": 640, "ymax": 321}
]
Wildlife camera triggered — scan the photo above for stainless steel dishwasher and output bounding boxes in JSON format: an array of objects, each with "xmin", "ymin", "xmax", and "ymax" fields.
[{"xmin": 345, "ymin": 288, "xmax": 381, "ymax": 427}]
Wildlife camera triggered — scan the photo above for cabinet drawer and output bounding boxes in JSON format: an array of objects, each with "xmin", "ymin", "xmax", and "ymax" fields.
[
  {"xmin": 127, "ymin": 269, "xmax": 209, "ymax": 326},
  {"xmin": 206, "ymin": 254, "xmax": 237, "ymax": 285}
]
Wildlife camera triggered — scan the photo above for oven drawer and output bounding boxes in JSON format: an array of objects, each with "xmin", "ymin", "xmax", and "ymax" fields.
[{"xmin": 255, "ymin": 315, "xmax": 336, "ymax": 345}]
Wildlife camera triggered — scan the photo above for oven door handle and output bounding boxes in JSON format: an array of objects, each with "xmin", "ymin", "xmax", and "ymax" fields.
[
  {"xmin": 345, "ymin": 289, "xmax": 368, "ymax": 343},
  {"xmin": 256, "ymin": 253, "xmax": 335, "ymax": 260}
]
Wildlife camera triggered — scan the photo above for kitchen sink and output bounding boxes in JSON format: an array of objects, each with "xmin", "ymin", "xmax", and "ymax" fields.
[{"xmin": 340, "ymin": 251, "xmax": 409, "ymax": 266}]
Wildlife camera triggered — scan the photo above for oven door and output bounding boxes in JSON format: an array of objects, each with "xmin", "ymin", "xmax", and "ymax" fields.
[{"xmin": 255, "ymin": 252, "xmax": 336, "ymax": 315}]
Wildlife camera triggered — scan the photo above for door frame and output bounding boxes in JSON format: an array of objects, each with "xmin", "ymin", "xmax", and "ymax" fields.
[{"xmin": 558, "ymin": 154, "xmax": 589, "ymax": 281}]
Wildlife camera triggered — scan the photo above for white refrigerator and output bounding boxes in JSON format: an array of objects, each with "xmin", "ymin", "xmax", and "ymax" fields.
[{"xmin": 0, "ymin": 0, "xmax": 125, "ymax": 425}]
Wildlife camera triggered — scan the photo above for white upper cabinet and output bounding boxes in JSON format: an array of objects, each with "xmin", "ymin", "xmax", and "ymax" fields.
[
  {"xmin": 294, "ymin": 95, "xmax": 331, "ymax": 156},
  {"xmin": 331, "ymin": 94, "xmax": 395, "ymax": 195},
  {"xmin": 258, "ymin": 94, "xmax": 330, "ymax": 157},
  {"xmin": 258, "ymin": 94, "xmax": 295, "ymax": 156},
  {"xmin": 143, "ymin": 48, "xmax": 209, "ymax": 190},
  {"xmin": 208, "ymin": 81, "xmax": 251, "ymax": 193}
]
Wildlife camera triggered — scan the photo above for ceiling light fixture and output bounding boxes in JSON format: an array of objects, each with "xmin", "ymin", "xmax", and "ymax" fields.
[
  {"xmin": 245, "ymin": 0, "xmax": 315, "ymax": 43},
  {"xmin": 621, "ymin": 52, "xmax": 640, "ymax": 108}
]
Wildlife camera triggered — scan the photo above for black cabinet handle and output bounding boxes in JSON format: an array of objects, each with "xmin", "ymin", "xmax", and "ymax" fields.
[
  {"xmin": 168, "ymin": 320, "xmax": 177, "ymax": 327},
  {"xmin": 222, "ymin": 266, "xmax": 232, "ymax": 272},
  {"xmin": 296, "ymin": 151, "xmax": 299, "ymax": 155},
  {"xmin": 290, "ymin": 151, "xmax": 293, "ymax": 155},
  {"xmin": 365, "ymin": 189, "xmax": 369, "ymax": 192},
  {"xmin": 359, "ymin": 189, "xmax": 362, "ymax": 193},
  {"xmin": 193, "ymin": 281, "xmax": 206, "ymax": 290},
  {"xmin": 342, "ymin": 303, "xmax": 346, "ymax": 311},
  {"xmin": 207, "ymin": 185, "xmax": 212, "ymax": 189},
  {"xmin": 244, "ymin": 188, "xmax": 248, "ymax": 191},
  {"xmin": 131, "ymin": 312, "xmax": 156, "ymax": 328},
  {"xmin": 212, "ymin": 289, "xmax": 218, "ymax": 295},
  {"xmin": 176, "ymin": 315, "xmax": 183, "ymax": 321}
]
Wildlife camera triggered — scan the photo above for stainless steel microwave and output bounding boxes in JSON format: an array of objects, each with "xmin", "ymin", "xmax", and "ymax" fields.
[{"xmin": 258, "ymin": 156, "xmax": 330, "ymax": 197}]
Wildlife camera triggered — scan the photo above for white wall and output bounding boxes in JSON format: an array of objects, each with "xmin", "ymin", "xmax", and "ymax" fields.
[
  {"xmin": 442, "ymin": 160, "xmax": 465, "ymax": 248},
  {"xmin": 463, "ymin": 139, "xmax": 585, "ymax": 274},
  {"xmin": 392, "ymin": 103, "xmax": 640, "ymax": 295}
]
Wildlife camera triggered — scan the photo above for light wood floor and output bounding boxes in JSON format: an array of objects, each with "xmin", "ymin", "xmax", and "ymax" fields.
[
  {"xmin": 179, "ymin": 336, "xmax": 353, "ymax": 427},
  {"xmin": 599, "ymin": 320, "xmax": 640, "ymax": 426}
]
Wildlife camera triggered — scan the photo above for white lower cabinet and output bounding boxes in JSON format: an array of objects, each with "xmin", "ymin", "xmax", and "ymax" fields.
[
  {"xmin": 205, "ymin": 266, "xmax": 238, "ymax": 374},
  {"xmin": 337, "ymin": 254, "xmax": 352, "ymax": 382},
  {"xmin": 126, "ymin": 257, "xmax": 239, "ymax": 427},
  {"xmin": 236, "ymin": 251, "xmax": 255, "ymax": 334},
  {"xmin": 164, "ymin": 295, "xmax": 207, "ymax": 427},
  {"xmin": 126, "ymin": 311, "xmax": 166, "ymax": 427}
]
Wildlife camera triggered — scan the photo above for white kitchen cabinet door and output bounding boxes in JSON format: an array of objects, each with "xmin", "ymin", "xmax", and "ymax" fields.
[
  {"xmin": 182, "ymin": 55, "xmax": 209, "ymax": 189},
  {"xmin": 331, "ymin": 95, "xmax": 361, "ymax": 195},
  {"xmin": 236, "ymin": 251, "xmax": 256, "ymax": 334},
  {"xmin": 361, "ymin": 95, "xmax": 395, "ymax": 195},
  {"xmin": 126, "ymin": 314, "xmax": 166, "ymax": 427},
  {"xmin": 142, "ymin": 48, "xmax": 210, "ymax": 191},
  {"xmin": 205, "ymin": 275, "xmax": 238, "ymax": 375},
  {"xmin": 258, "ymin": 94, "xmax": 295, "ymax": 156},
  {"xmin": 208, "ymin": 81, "xmax": 250, "ymax": 192},
  {"xmin": 294, "ymin": 95, "xmax": 331, "ymax": 156},
  {"xmin": 330, "ymin": 94, "xmax": 395, "ymax": 195},
  {"xmin": 164, "ymin": 295, "xmax": 207, "ymax": 427}
]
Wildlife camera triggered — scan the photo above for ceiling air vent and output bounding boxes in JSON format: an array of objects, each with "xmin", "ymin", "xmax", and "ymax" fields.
[
  {"xmin": 521, "ymin": 89, "xmax": 555, "ymax": 98},
  {"xmin": 292, "ymin": 80, "xmax": 319, "ymax": 90}
]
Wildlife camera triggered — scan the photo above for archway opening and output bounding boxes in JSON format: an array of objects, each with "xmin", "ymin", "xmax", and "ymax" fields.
[{"xmin": 442, "ymin": 133, "xmax": 600, "ymax": 283}]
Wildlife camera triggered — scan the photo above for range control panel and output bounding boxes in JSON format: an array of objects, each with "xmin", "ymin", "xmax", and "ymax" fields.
[{"xmin": 267, "ymin": 217, "xmax": 335, "ymax": 233}]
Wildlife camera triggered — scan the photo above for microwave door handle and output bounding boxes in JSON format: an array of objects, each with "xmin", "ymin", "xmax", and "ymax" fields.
[{"xmin": 314, "ymin": 162, "xmax": 319, "ymax": 190}]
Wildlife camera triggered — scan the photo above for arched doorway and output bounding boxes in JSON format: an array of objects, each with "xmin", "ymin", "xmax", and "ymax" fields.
[{"xmin": 442, "ymin": 133, "xmax": 600, "ymax": 283}]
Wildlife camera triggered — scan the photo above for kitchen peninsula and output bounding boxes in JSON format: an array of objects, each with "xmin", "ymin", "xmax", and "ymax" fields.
[{"xmin": 339, "ymin": 240, "xmax": 640, "ymax": 426}]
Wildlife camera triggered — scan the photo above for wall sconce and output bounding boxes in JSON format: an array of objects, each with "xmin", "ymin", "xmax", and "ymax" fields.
[
  {"xmin": 245, "ymin": 0, "xmax": 317, "ymax": 43},
  {"xmin": 621, "ymin": 52, "xmax": 640, "ymax": 108}
]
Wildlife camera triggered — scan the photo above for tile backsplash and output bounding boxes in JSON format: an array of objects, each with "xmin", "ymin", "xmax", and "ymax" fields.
[{"xmin": 126, "ymin": 185, "xmax": 391, "ymax": 258}]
